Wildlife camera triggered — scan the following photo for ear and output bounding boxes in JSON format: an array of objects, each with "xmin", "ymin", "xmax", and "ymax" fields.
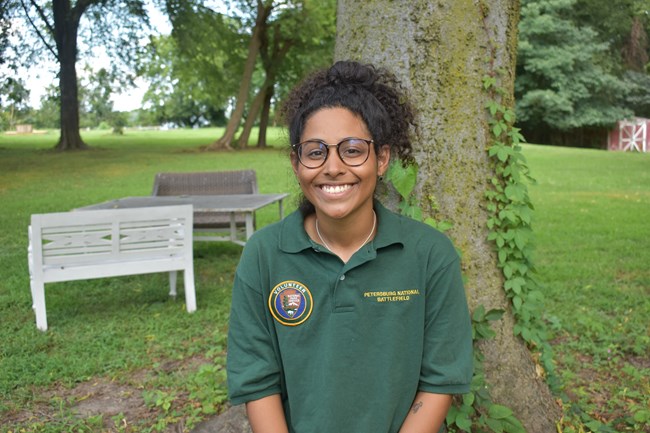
[
  {"xmin": 291, "ymin": 151, "xmax": 300, "ymax": 176},
  {"xmin": 376, "ymin": 145, "xmax": 391, "ymax": 176}
]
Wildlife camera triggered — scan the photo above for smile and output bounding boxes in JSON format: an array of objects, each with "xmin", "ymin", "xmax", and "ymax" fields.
[{"xmin": 320, "ymin": 184, "xmax": 353, "ymax": 194}]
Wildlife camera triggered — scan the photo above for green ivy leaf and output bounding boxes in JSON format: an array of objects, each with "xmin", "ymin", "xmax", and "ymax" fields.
[
  {"xmin": 485, "ymin": 309, "xmax": 504, "ymax": 321},
  {"xmin": 462, "ymin": 392, "xmax": 475, "ymax": 406},
  {"xmin": 472, "ymin": 304, "xmax": 486, "ymax": 321},
  {"xmin": 387, "ymin": 161, "xmax": 417, "ymax": 200},
  {"xmin": 502, "ymin": 416, "xmax": 526, "ymax": 433},
  {"xmin": 456, "ymin": 413, "xmax": 473, "ymax": 432},
  {"xmin": 486, "ymin": 418, "xmax": 504, "ymax": 433},
  {"xmin": 489, "ymin": 404, "xmax": 514, "ymax": 419}
]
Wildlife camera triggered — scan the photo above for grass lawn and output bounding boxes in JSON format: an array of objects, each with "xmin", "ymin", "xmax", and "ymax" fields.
[
  {"xmin": 525, "ymin": 145, "xmax": 650, "ymax": 432},
  {"xmin": 0, "ymin": 129, "xmax": 648, "ymax": 432}
]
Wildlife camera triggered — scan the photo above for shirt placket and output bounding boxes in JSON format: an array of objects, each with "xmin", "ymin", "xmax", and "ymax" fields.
[{"xmin": 332, "ymin": 246, "xmax": 377, "ymax": 312}]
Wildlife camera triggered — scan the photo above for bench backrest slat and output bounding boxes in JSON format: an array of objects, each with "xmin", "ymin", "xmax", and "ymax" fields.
[
  {"xmin": 31, "ymin": 206, "xmax": 192, "ymax": 269},
  {"xmin": 152, "ymin": 170, "xmax": 258, "ymax": 196}
]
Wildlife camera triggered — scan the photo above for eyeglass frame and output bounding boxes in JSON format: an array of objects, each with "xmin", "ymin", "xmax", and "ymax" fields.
[{"xmin": 291, "ymin": 137, "xmax": 375, "ymax": 169}]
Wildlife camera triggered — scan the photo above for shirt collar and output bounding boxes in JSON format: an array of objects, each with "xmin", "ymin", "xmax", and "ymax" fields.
[{"xmin": 279, "ymin": 200, "xmax": 405, "ymax": 254}]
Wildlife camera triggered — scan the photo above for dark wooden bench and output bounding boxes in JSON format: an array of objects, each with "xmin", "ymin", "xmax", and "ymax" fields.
[{"xmin": 152, "ymin": 170, "xmax": 258, "ymax": 241}]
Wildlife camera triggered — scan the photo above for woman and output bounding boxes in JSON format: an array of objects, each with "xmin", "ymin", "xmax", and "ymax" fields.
[{"xmin": 226, "ymin": 60, "xmax": 473, "ymax": 433}]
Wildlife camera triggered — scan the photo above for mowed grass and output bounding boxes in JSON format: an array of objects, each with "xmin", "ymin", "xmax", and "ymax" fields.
[
  {"xmin": 525, "ymin": 145, "xmax": 650, "ymax": 432},
  {"xmin": 0, "ymin": 130, "xmax": 648, "ymax": 432},
  {"xmin": 0, "ymin": 128, "xmax": 300, "ymax": 432}
]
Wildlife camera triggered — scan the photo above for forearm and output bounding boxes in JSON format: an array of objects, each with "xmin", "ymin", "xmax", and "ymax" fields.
[
  {"xmin": 398, "ymin": 392, "xmax": 452, "ymax": 433},
  {"xmin": 245, "ymin": 394, "xmax": 289, "ymax": 433}
]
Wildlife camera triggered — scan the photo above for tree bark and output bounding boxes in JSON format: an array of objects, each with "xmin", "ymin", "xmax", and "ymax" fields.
[
  {"xmin": 257, "ymin": 84, "xmax": 273, "ymax": 148},
  {"xmin": 236, "ymin": 82, "xmax": 267, "ymax": 148},
  {"xmin": 208, "ymin": 0, "xmax": 272, "ymax": 150},
  {"xmin": 53, "ymin": 0, "xmax": 87, "ymax": 151},
  {"xmin": 336, "ymin": 1, "xmax": 561, "ymax": 432}
]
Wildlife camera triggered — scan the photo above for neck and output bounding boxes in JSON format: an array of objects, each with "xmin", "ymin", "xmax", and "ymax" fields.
[{"xmin": 314, "ymin": 209, "xmax": 376, "ymax": 258}]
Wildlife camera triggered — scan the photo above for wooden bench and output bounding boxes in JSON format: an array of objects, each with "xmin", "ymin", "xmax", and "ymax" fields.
[
  {"xmin": 28, "ymin": 205, "xmax": 196, "ymax": 331},
  {"xmin": 152, "ymin": 170, "xmax": 258, "ymax": 241}
]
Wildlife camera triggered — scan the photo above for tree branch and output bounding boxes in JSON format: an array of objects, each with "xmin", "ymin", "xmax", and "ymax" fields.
[{"xmin": 21, "ymin": 0, "xmax": 58, "ymax": 61}]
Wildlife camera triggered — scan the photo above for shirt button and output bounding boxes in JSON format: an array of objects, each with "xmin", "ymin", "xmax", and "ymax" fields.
[{"xmin": 340, "ymin": 275, "xmax": 345, "ymax": 281}]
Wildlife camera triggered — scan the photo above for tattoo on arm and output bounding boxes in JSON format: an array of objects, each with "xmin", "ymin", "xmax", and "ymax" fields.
[{"xmin": 411, "ymin": 400, "xmax": 423, "ymax": 414}]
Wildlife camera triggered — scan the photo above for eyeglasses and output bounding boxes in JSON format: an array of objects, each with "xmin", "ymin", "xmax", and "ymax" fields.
[{"xmin": 292, "ymin": 137, "xmax": 374, "ymax": 169}]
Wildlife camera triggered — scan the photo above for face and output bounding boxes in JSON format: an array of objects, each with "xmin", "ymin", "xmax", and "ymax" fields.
[{"xmin": 292, "ymin": 107, "xmax": 390, "ymax": 221}]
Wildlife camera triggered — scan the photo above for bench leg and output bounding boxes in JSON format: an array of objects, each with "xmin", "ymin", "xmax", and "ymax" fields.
[
  {"xmin": 245, "ymin": 212, "xmax": 254, "ymax": 240},
  {"xmin": 30, "ymin": 278, "xmax": 48, "ymax": 331},
  {"xmin": 169, "ymin": 271, "xmax": 178, "ymax": 298},
  {"xmin": 184, "ymin": 267, "xmax": 197, "ymax": 313}
]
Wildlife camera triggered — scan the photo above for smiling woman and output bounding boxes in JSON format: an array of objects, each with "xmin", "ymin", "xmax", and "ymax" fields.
[{"xmin": 225, "ymin": 60, "xmax": 474, "ymax": 433}]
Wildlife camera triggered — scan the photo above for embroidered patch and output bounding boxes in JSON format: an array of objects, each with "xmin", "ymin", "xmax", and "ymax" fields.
[{"xmin": 268, "ymin": 280, "xmax": 313, "ymax": 326}]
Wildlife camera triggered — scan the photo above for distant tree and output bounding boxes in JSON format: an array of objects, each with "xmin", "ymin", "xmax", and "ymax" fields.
[
  {"xmin": 571, "ymin": 0, "xmax": 650, "ymax": 120},
  {"xmin": 237, "ymin": 0, "xmax": 336, "ymax": 148},
  {"xmin": 208, "ymin": 0, "xmax": 274, "ymax": 150},
  {"xmin": 141, "ymin": 34, "xmax": 231, "ymax": 127},
  {"xmin": 516, "ymin": 0, "xmax": 633, "ymax": 146},
  {"xmin": 623, "ymin": 70, "xmax": 650, "ymax": 117},
  {"xmin": 79, "ymin": 67, "xmax": 115, "ymax": 129},
  {"xmin": 0, "ymin": 0, "xmax": 15, "ymax": 67},
  {"xmin": 13, "ymin": 0, "xmax": 150, "ymax": 150},
  {"xmin": 0, "ymin": 77, "xmax": 30, "ymax": 131},
  {"xmin": 142, "ymin": 1, "xmax": 246, "ymax": 128},
  {"xmin": 573, "ymin": 0, "xmax": 650, "ymax": 72},
  {"xmin": 32, "ymin": 84, "xmax": 60, "ymax": 129}
]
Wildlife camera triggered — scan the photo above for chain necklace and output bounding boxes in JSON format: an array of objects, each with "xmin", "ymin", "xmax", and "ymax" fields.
[{"xmin": 315, "ymin": 211, "xmax": 377, "ymax": 254}]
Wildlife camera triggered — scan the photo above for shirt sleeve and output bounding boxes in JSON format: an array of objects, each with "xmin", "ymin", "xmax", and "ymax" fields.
[
  {"xmin": 419, "ymin": 252, "xmax": 474, "ymax": 395},
  {"xmin": 226, "ymin": 259, "xmax": 283, "ymax": 405}
]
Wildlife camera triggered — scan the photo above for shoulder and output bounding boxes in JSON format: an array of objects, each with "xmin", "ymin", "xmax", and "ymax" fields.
[
  {"xmin": 376, "ymin": 202, "xmax": 457, "ymax": 256},
  {"xmin": 239, "ymin": 209, "xmax": 307, "ymax": 259}
]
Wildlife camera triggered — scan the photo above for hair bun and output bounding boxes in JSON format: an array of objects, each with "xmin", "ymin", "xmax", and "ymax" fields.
[{"xmin": 326, "ymin": 61, "xmax": 375, "ymax": 88}]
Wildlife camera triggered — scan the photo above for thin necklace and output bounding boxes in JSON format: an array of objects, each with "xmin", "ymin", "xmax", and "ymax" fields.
[{"xmin": 315, "ymin": 211, "xmax": 376, "ymax": 253}]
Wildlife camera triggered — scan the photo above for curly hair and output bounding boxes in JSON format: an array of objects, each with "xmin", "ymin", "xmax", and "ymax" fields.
[
  {"xmin": 280, "ymin": 60, "xmax": 416, "ymax": 215},
  {"xmin": 280, "ymin": 60, "xmax": 415, "ymax": 164}
]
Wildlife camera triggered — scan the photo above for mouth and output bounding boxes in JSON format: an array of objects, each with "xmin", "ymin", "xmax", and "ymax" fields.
[{"xmin": 319, "ymin": 184, "xmax": 354, "ymax": 194}]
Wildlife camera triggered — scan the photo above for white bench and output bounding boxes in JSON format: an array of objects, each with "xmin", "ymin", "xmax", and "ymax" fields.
[{"xmin": 28, "ymin": 205, "xmax": 197, "ymax": 331}]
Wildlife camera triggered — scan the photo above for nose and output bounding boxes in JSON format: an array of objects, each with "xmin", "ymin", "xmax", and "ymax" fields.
[{"xmin": 322, "ymin": 144, "xmax": 347, "ymax": 175}]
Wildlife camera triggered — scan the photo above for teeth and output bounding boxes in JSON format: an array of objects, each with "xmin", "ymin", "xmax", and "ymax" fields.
[{"xmin": 321, "ymin": 184, "xmax": 352, "ymax": 194}]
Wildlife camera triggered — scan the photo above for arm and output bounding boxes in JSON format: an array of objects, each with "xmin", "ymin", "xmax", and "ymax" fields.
[
  {"xmin": 398, "ymin": 391, "xmax": 452, "ymax": 433},
  {"xmin": 246, "ymin": 394, "xmax": 289, "ymax": 433}
]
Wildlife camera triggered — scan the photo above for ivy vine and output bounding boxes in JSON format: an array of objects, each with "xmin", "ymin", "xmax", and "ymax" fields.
[{"xmin": 482, "ymin": 72, "xmax": 555, "ymax": 381}]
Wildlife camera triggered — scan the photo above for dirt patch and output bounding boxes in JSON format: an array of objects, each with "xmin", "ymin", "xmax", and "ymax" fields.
[
  {"xmin": 3, "ymin": 356, "xmax": 212, "ymax": 432},
  {"xmin": 68, "ymin": 379, "xmax": 148, "ymax": 422}
]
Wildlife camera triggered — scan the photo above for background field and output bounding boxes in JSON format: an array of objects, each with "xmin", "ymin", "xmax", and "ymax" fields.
[{"xmin": 0, "ymin": 129, "xmax": 648, "ymax": 432}]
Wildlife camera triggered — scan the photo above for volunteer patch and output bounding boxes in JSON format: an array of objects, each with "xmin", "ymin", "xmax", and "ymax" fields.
[{"xmin": 269, "ymin": 280, "xmax": 313, "ymax": 326}]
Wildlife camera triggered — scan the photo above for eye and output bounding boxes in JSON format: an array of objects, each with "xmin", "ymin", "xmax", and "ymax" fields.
[
  {"xmin": 301, "ymin": 141, "xmax": 327, "ymax": 159},
  {"xmin": 340, "ymin": 139, "xmax": 368, "ymax": 157}
]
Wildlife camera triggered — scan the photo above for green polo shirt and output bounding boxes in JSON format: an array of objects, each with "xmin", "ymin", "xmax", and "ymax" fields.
[{"xmin": 226, "ymin": 202, "xmax": 472, "ymax": 433}]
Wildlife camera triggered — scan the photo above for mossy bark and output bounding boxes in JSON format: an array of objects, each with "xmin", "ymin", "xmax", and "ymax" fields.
[{"xmin": 336, "ymin": 1, "xmax": 560, "ymax": 431}]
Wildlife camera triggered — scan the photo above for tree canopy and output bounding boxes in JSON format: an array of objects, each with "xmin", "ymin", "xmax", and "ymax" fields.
[
  {"xmin": 515, "ymin": 0, "xmax": 650, "ymax": 147},
  {"xmin": 6, "ymin": 0, "xmax": 151, "ymax": 150}
]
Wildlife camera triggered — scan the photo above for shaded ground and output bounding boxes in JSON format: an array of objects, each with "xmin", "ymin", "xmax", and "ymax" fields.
[
  {"xmin": 2, "ymin": 356, "xmax": 224, "ymax": 433},
  {"xmin": 3, "ymin": 349, "xmax": 648, "ymax": 432}
]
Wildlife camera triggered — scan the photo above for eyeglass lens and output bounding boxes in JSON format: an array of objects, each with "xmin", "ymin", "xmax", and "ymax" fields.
[{"xmin": 298, "ymin": 138, "xmax": 370, "ymax": 168}]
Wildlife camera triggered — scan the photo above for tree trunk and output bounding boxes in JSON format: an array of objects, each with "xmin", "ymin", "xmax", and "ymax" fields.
[
  {"xmin": 208, "ymin": 1, "xmax": 271, "ymax": 150},
  {"xmin": 53, "ymin": 0, "xmax": 87, "ymax": 151},
  {"xmin": 257, "ymin": 84, "xmax": 273, "ymax": 148},
  {"xmin": 336, "ymin": 1, "xmax": 561, "ymax": 432},
  {"xmin": 236, "ymin": 83, "xmax": 268, "ymax": 148}
]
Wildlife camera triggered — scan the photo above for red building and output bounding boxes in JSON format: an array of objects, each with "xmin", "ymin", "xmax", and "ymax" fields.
[{"xmin": 607, "ymin": 118, "xmax": 649, "ymax": 152}]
